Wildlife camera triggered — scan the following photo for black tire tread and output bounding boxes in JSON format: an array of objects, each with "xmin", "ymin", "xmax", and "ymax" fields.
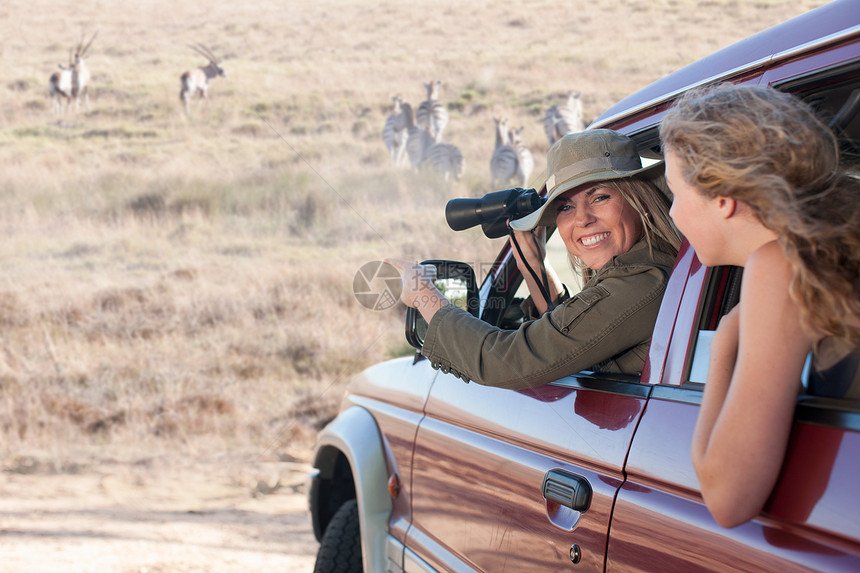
[{"xmin": 313, "ymin": 498, "xmax": 362, "ymax": 573}]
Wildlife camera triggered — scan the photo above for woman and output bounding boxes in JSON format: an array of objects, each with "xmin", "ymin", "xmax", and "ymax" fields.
[
  {"xmin": 387, "ymin": 129, "xmax": 681, "ymax": 389},
  {"xmin": 660, "ymin": 83, "xmax": 860, "ymax": 528}
]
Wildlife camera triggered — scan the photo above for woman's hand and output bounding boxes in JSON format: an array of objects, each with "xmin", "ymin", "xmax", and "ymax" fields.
[
  {"xmin": 384, "ymin": 258, "xmax": 450, "ymax": 322},
  {"xmin": 509, "ymin": 228, "xmax": 564, "ymax": 314},
  {"xmin": 510, "ymin": 228, "xmax": 546, "ymax": 274}
]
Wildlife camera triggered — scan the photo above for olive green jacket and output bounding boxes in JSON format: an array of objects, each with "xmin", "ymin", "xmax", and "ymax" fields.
[{"xmin": 421, "ymin": 238, "xmax": 676, "ymax": 389}]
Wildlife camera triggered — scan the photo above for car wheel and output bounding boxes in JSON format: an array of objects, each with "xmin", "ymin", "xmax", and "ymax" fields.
[{"xmin": 313, "ymin": 498, "xmax": 362, "ymax": 573}]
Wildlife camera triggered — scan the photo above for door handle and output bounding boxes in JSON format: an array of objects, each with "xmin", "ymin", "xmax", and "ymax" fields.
[{"xmin": 542, "ymin": 469, "xmax": 592, "ymax": 512}]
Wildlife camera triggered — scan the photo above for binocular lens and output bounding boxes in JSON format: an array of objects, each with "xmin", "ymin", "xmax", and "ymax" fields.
[
  {"xmin": 445, "ymin": 188, "xmax": 545, "ymax": 239},
  {"xmin": 445, "ymin": 198, "xmax": 484, "ymax": 232}
]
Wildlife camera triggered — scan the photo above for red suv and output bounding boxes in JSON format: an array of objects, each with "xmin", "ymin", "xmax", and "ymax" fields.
[{"xmin": 308, "ymin": 2, "xmax": 860, "ymax": 571}]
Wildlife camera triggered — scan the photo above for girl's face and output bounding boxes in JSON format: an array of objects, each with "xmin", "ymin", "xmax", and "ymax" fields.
[
  {"xmin": 665, "ymin": 148, "xmax": 725, "ymax": 266},
  {"xmin": 554, "ymin": 183, "xmax": 644, "ymax": 270}
]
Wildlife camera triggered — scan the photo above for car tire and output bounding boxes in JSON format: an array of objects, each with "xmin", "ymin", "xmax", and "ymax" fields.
[{"xmin": 313, "ymin": 498, "xmax": 362, "ymax": 573}]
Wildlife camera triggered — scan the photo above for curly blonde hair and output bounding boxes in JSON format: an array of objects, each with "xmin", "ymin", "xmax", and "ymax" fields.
[{"xmin": 660, "ymin": 83, "xmax": 860, "ymax": 345}]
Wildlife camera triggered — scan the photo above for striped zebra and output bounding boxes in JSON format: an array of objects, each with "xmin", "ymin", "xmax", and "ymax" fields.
[
  {"xmin": 544, "ymin": 91, "xmax": 585, "ymax": 146},
  {"xmin": 511, "ymin": 126, "xmax": 534, "ymax": 187},
  {"xmin": 489, "ymin": 116, "xmax": 519, "ymax": 188},
  {"xmin": 422, "ymin": 142, "xmax": 465, "ymax": 182},
  {"xmin": 401, "ymin": 102, "xmax": 435, "ymax": 170},
  {"xmin": 382, "ymin": 95, "xmax": 408, "ymax": 168},
  {"xmin": 493, "ymin": 115, "xmax": 511, "ymax": 149},
  {"xmin": 416, "ymin": 80, "xmax": 449, "ymax": 143}
]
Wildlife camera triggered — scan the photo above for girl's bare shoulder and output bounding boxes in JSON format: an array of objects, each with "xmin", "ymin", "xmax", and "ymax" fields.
[
  {"xmin": 741, "ymin": 241, "xmax": 799, "ymax": 323},
  {"xmin": 745, "ymin": 241, "xmax": 792, "ymax": 283}
]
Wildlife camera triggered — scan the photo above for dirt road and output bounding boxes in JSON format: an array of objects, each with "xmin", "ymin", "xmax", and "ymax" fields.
[{"xmin": 0, "ymin": 457, "xmax": 318, "ymax": 572}]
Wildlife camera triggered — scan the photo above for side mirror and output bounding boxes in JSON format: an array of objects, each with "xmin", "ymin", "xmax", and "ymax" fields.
[{"xmin": 405, "ymin": 260, "xmax": 479, "ymax": 349}]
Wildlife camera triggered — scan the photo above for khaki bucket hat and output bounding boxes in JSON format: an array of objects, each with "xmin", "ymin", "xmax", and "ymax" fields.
[{"xmin": 510, "ymin": 129, "xmax": 663, "ymax": 231}]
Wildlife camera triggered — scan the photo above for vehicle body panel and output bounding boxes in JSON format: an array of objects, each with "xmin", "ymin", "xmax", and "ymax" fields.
[
  {"xmin": 345, "ymin": 357, "xmax": 438, "ymax": 543},
  {"xmin": 407, "ymin": 376, "xmax": 648, "ymax": 570},
  {"xmin": 610, "ymin": 392, "xmax": 860, "ymax": 572},
  {"xmin": 310, "ymin": 406, "xmax": 393, "ymax": 572},
  {"xmin": 641, "ymin": 241, "xmax": 701, "ymax": 387}
]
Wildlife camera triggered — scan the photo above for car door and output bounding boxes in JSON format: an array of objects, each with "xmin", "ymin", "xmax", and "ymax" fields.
[
  {"xmin": 407, "ymin": 370, "xmax": 651, "ymax": 571},
  {"xmin": 402, "ymin": 249, "xmax": 660, "ymax": 571}
]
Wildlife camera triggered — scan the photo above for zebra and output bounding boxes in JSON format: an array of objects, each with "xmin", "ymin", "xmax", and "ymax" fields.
[
  {"xmin": 382, "ymin": 95, "xmax": 409, "ymax": 168},
  {"xmin": 544, "ymin": 91, "xmax": 585, "ymax": 146},
  {"xmin": 511, "ymin": 126, "xmax": 534, "ymax": 187},
  {"xmin": 490, "ymin": 116, "xmax": 518, "ymax": 188},
  {"xmin": 416, "ymin": 80, "xmax": 449, "ymax": 143},
  {"xmin": 422, "ymin": 143, "xmax": 465, "ymax": 182},
  {"xmin": 493, "ymin": 115, "xmax": 511, "ymax": 149},
  {"xmin": 401, "ymin": 102, "xmax": 435, "ymax": 170}
]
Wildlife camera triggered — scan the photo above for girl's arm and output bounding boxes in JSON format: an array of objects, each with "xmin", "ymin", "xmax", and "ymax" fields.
[{"xmin": 691, "ymin": 241, "xmax": 814, "ymax": 528}]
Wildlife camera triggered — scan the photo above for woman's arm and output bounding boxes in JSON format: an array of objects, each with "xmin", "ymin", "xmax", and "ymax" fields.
[
  {"xmin": 384, "ymin": 258, "xmax": 451, "ymax": 323},
  {"xmin": 510, "ymin": 228, "xmax": 564, "ymax": 315},
  {"xmin": 691, "ymin": 241, "xmax": 814, "ymax": 527},
  {"xmin": 421, "ymin": 259, "xmax": 670, "ymax": 388}
]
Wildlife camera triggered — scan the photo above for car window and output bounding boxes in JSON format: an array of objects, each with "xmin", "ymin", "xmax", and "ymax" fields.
[
  {"xmin": 781, "ymin": 62, "xmax": 860, "ymax": 173},
  {"xmin": 687, "ymin": 330, "xmax": 715, "ymax": 385},
  {"xmin": 682, "ymin": 265, "xmax": 742, "ymax": 388},
  {"xmin": 689, "ymin": 330, "xmax": 815, "ymax": 388}
]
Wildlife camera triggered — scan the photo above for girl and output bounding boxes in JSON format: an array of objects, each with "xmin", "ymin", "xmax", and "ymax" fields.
[{"xmin": 660, "ymin": 83, "xmax": 860, "ymax": 527}]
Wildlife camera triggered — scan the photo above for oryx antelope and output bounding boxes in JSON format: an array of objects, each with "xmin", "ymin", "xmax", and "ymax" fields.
[
  {"xmin": 49, "ymin": 49, "xmax": 74, "ymax": 114},
  {"xmin": 180, "ymin": 44, "xmax": 226, "ymax": 114},
  {"xmin": 71, "ymin": 32, "xmax": 98, "ymax": 112}
]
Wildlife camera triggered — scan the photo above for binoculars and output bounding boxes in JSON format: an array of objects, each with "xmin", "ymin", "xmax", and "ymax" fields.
[{"xmin": 445, "ymin": 187, "xmax": 545, "ymax": 239}]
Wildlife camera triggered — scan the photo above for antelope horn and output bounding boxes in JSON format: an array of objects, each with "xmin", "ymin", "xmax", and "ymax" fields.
[
  {"xmin": 188, "ymin": 43, "xmax": 210, "ymax": 60},
  {"xmin": 80, "ymin": 31, "xmax": 98, "ymax": 57},
  {"xmin": 194, "ymin": 43, "xmax": 219, "ymax": 63},
  {"xmin": 202, "ymin": 45, "xmax": 218, "ymax": 62}
]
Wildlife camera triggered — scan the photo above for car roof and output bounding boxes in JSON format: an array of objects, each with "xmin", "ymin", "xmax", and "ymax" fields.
[{"xmin": 591, "ymin": 0, "xmax": 860, "ymax": 131}]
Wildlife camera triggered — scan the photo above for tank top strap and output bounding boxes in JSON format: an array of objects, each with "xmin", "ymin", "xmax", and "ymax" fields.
[{"xmin": 807, "ymin": 337, "xmax": 860, "ymax": 399}]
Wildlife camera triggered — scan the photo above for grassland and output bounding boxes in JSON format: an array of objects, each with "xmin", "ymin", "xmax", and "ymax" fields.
[{"xmin": 0, "ymin": 0, "xmax": 828, "ymax": 469}]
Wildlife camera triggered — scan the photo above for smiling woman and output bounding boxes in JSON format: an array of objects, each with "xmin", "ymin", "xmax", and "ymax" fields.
[
  {"xmin": 388, "ymin": 129, "xmax": 683, "ymax": 389},
  {"xmin": 553, "ymin": 184, "xmax": 644, "ymax": 271}
]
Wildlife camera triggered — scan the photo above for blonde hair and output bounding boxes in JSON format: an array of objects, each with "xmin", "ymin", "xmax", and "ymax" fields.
[
  {"xmin": 660, "ymin": 83, "xmax": 860, "ymax": 345},
  {"xmin": 571, "ymin": 176, "xmax": 682, "ymax": 283}
]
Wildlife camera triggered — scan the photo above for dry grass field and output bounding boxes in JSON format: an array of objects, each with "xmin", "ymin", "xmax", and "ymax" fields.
[{"xmin": 0, "ymin": 0, "xmax": 829, "ymax": 569}]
